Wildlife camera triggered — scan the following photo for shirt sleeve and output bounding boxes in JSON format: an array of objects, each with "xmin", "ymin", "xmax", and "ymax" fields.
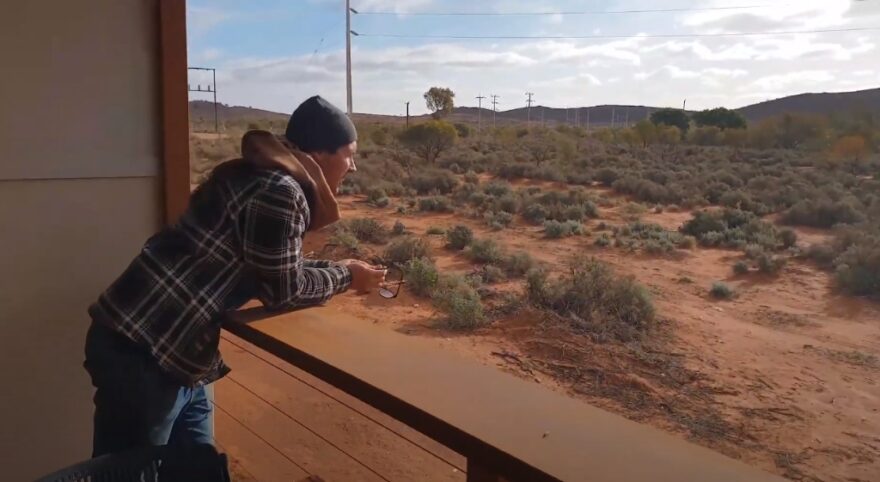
[
  {"xmin": 240, "ymin": 180, "xmax": 351, "ymax": 311},
  {"xmin": 303, "ymin": 259, "xmax": 333, "ymax": 268}
]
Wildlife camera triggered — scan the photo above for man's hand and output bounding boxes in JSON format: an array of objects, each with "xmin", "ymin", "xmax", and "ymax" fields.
[{"xmin": 337, "ymin": 260, "xmax": 386, "ymax": 294}]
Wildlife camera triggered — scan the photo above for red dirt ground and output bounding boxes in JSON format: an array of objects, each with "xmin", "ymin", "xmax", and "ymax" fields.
[{"xmin": 302, "ymin": 189, "xmax": 880, "ymax": 482}]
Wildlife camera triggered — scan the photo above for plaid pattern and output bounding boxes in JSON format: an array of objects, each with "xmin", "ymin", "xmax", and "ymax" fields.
[{"xmin": 89, "ymin": 162, "xmax": 351, "ymax": 386}]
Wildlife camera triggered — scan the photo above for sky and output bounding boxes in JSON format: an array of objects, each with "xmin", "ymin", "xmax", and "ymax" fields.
[{"xmin": 186, "ymin": 0, "xmax": 880, "ymax": 116}]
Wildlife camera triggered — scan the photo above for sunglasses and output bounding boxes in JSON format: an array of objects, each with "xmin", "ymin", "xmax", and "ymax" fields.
[{"xmin": 379, "ymin": 265, "xmax": 405, "ymax": 299}]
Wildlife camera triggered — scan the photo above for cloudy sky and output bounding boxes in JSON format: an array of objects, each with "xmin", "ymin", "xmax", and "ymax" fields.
[{"xmin": 187, "ymin": 0, "xmax": 880, "ymax": 116}]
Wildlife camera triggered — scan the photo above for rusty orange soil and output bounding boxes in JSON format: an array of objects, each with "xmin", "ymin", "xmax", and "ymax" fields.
[{"xmin": 299, "ymin": 189, "xmax": 880, "ymax": 482}]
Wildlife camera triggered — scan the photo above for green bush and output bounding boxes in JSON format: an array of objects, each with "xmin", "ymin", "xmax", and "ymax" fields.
[
  {"xmin": 330, "ymin": 229, "xmax": 359, "ymax": 252},
  {"xmin": 408, "ymin": 170, "xmax": 459, "ymax": 194},
  {"xmin": 392, "ymin": 220, "xmax": 406, "ymax": 235},
  {"xmin": 710, "ymin": 282, "xmax": 734, "ymax": 299},
  {"xmin": 404, "ymin": 257, "xmax": 439, "ymax": 297},
  {"xmin": 544, "ymin": 220, "xmax": 582, "ymax": 238},
  {"xmin": 834, "ymin": 240, "xmax": 880, "ymax": 297},
  {"xmin": 419, "ymin": 196, "xmax": 453, "ymax": 212},
  {"xmin": 484, "ymin": 211, "xmax": 514, "ymax": 230},
  {"xmin": 757, "ymin": 253, "xmax": 786, "ymax": 274},
  {"xmin": 468, "ymin": 238, "xmax": 504, "ymax": 264},
  {"xmin": 463, "ymin": 171, "xmax": 480, "ymax": 184},
  {"xmin": 445, "ymin": 225, "xmax": 474, "ymax": 250},
  {"xmin": 367, "ymin": 188, "xmax": 390, "ymax": 208},
  {"xmin": 782, "ymin": 199, "xmax": 866, "ymax": 228},
  {"xmin": 481, "ymin": 265, "xmax": 506, "ymax": 284},
  {"xmin": 526, "ymin": 257, "xmax": 655, "ymax": 342},
  {"xmin": 680, "ymin": 209, "xmax": 781, "ymax": 251},
  {"xmin": 595, "ymin": 233, "xmax": 612, "ymax": 247},
  {"xmin": 523, "ymin": 204, "xmax": 549, "ymax": 224},
  {"xmin": 780, "ymin": 228, "xmax": 798, "ymax": 249},
  {"xmin": 383, "ymin": 237, "xmax": 430, "ymax": 265},
  {"xmin": 343, "ymin": 218, "xmax": 389, "ymax": 244},
  {"xmin": 432, "ymin": 275, "xmax": 486, "ymax": 330},
  {"xmin": 501, "ymin": 251, "xmax": 536, "ymax": 277},
  {"xmin": 733, "ymin": 260, "xmax": 750, "ymax": 275},
  {"xmin": 426, "ymin": 226, "xmax": 446, "ymax": 235}
]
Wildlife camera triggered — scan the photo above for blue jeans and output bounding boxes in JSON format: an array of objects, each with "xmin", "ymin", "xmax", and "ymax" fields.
[{"xmin": 84, "ymin": 321, "xmax": 214, "ymax": 457}]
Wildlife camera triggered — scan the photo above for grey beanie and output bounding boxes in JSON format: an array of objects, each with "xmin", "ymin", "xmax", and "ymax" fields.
[{"xmin": 285, "ymin": 95, "xmax": 358, "ymax": 153}]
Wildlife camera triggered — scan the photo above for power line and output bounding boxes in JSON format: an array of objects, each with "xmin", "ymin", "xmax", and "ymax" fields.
[
  {"xmin": 352, "ymin": 4, "xmax": 783, "ymax": 16},
  {"xmin": 351, "ymin": 27, "xmax": 880, "ymax": 40}
]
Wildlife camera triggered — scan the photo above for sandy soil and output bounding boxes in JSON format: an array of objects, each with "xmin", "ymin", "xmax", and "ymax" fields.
[{"xmin": 304, "ymin": 189, "xmax": 880, "ymax": 482}]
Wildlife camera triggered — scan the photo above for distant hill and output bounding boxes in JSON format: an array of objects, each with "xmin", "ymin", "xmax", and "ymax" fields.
[
  {"xmin": 190, "ymin": 87, "xmax": 880, "ymax": 128},
  {"xmin": 736, "ymin": 88, "xmax": 880, "ymax": 121}
]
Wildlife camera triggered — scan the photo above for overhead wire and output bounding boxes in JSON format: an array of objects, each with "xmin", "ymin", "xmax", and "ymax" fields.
[{"xmin": 352, "ymin": 3, "xmax": 786, "ymax": 16}]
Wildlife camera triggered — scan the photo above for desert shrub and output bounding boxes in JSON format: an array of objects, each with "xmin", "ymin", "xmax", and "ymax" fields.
[
  {"xmin": 426, "ymin": 226, "xmax": 446, "ymax": 235},
  {"xmin": 468, "ymin": 238, "xmax": 504, "ymax": 264},
  {"xmin": 596, "ymin": 168, "xmax": 620, "ymax": 186},
  {"xmin": 680, "ymin": 209, "xmax": 780, "ymax": 250},
  {"xmin": 526, "ymin": 257, "xmax": 655, "ymax": 342},
  {"xmin": 463, "ymin": 170, "xmax": 480, "ymax": 184},
  {"xmin": 330, "ymin": 229, "xmax": 359, "ymax": 252},
  {"xmin": 806, "ymin": 244, "xmax": 836, "ymax": 267},
  {"xmin": 833, "ymin": 235, "xmax": 880, "ymax": 297},
  {"xmin": 733, "ymin": 260, "xmax": 750, "ymax": 275},
  {"xmin": 408, "ymin": 170, "xmax": 459, "ymax": 194},
  {"xmin": 419, "ymin": 196, "xmax": 453, "ymax": 212},
  {"xmin": 523, "ymin": 204, "xmax": 549, "ymax": 224},
  {"xmin": 781, "ymin": 199, "xmax": 865, "ymax": 228},
  {"xmin": 392, "ymin": 220, "xmax": 406, "ymax": 235},
  {"xmin": 484, "ymin": 211, "xmax": 514, "ymax": 230},
  {"xmin": 404, "ymin": 257, "xmax": 439, "ymax": 297},
  {"xmin": 495, "ymin": 194, "xmax": 520, "ymax": 214},
  {"xmin": 481, "ymin": 265, "xmax": 506, "ymax": 284},
  {"xmin": 710, "ymin": 282, "xmax": 734, "ymax": 299},
  {"xmin": 384, "ymin": 237, "xmax": 430, "ymax": 265},
  {"xmin": 780, "ymin": 228, "xmax": 798, "ymax": 248},
  {"xmin": 445, "ymin": 225, "xmax": 474, "ymax": 250},
  {"xmin": 484, "ymin": 181, "xmax": 513, "ymax": 197},
  {"xmin": 432, "ymin": 275, "xmax": 486, "ymax": 330},
  {"xmin": 501, "ymin": 251, "xmax": 536, "ymax": 277},
  {"xmin": 678, "ymin": 235, "xmax": 697, "ymax": 249},
  {"xmin": 620, "ymin": 202, "xmax": 648, "ymax": 221},
  {"xmin": 544, "ymin": 220, "xmax": 582, "ymax": 238},
  {"xmin": 613, "ymin": 221, "xmax": 684, "ymax": 253},
  {"xmin": 367, "ymin": 188, "xmax": 391, "ymax": 208},
  {"xmin": 343, "ymin": 218, "xmax": 389, "ymax": 244},
  {"xmin": 757, "ymin": 253, "xmax": 786, "ymax": 274},
  {"xmin": 595, "ymin": 233, "xmax": 612, "ymax": 247}
]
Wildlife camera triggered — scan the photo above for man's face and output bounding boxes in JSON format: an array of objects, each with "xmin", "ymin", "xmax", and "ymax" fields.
[{"xmin": 312, "ymin": 141, "xmax": 357, "ymax": 193}]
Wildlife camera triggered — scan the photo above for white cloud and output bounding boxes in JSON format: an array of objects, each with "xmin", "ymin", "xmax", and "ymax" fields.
[{"xmin": 751, "ymin": 70, "xmax": 836, "ymax": 91}]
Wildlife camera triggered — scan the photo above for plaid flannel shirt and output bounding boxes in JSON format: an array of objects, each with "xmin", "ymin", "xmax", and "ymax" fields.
[{"xmin": 89, "ymin": 162, "xmax": 351, "ymax": 386}]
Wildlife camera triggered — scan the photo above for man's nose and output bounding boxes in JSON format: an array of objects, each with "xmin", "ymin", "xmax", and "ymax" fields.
[{"xmin": 349, "ymin": 157, "xmax": 358, "ymax": 172}]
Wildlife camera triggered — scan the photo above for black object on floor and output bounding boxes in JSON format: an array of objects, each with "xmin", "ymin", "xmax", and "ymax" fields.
[{"xmin": 35, "ymin": 443, "xmax": 230, "ymax": 482}]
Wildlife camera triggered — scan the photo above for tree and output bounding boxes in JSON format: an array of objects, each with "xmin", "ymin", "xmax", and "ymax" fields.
[
  {"xmin": 398, "ymin": 120, "xmax": 458, "ymax": 163},
  {"xmin": 522, "ymin": 131, "xmax": 556, "ymax": 165},
  {"xmin": 650, "ymin": 108, "xmax": 690, "ymax": 133},
  {"xmin": 832, "ymin": 135, "xmax": 869, "ymax": 160},
  {"xmin": 692, "ymin": 107, "xmax": 747, "ymax": 130},
  {"xmin": 633, "ymin": 120, "xmax": 658, "ymax": 147},
  {"xmin": 424, "ymin": 87, "xmax": 455, "ymax": 119},
  {"xmin": 656, "ymin": 125, "xmax": 681, "ymax": 145}
]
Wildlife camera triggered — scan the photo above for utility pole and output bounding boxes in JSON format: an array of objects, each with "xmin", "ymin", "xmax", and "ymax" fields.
[
  {"xmin": 188, "ymin": 66, "xmax": 218, "ymax": 133},
  {"xmin": 475, "ymin": 94, "xmax": 486, "ymax": 133},
  {"xmin": 682, "ymin": 99, "xmax": 687, "ymax": 111},
  {"xmin": 525, "ymin": 92, "xmax": 534, "ymax": 127},
  {"xmin": 345, "ymin": 0, "xmax": 353, "ymax": 115},
  {"xmin": 491, "ymin": 94, "xmax": 499, "ymax": 129},
  {"xmin": 405, "ymin": 101, "xmax": 410, "ymax": 127}
]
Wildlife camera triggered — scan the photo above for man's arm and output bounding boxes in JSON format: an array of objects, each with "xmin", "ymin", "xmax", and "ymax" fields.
[{"xmin": 240, "ymin": 180, "xmax": 351, "ymax": 310}]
